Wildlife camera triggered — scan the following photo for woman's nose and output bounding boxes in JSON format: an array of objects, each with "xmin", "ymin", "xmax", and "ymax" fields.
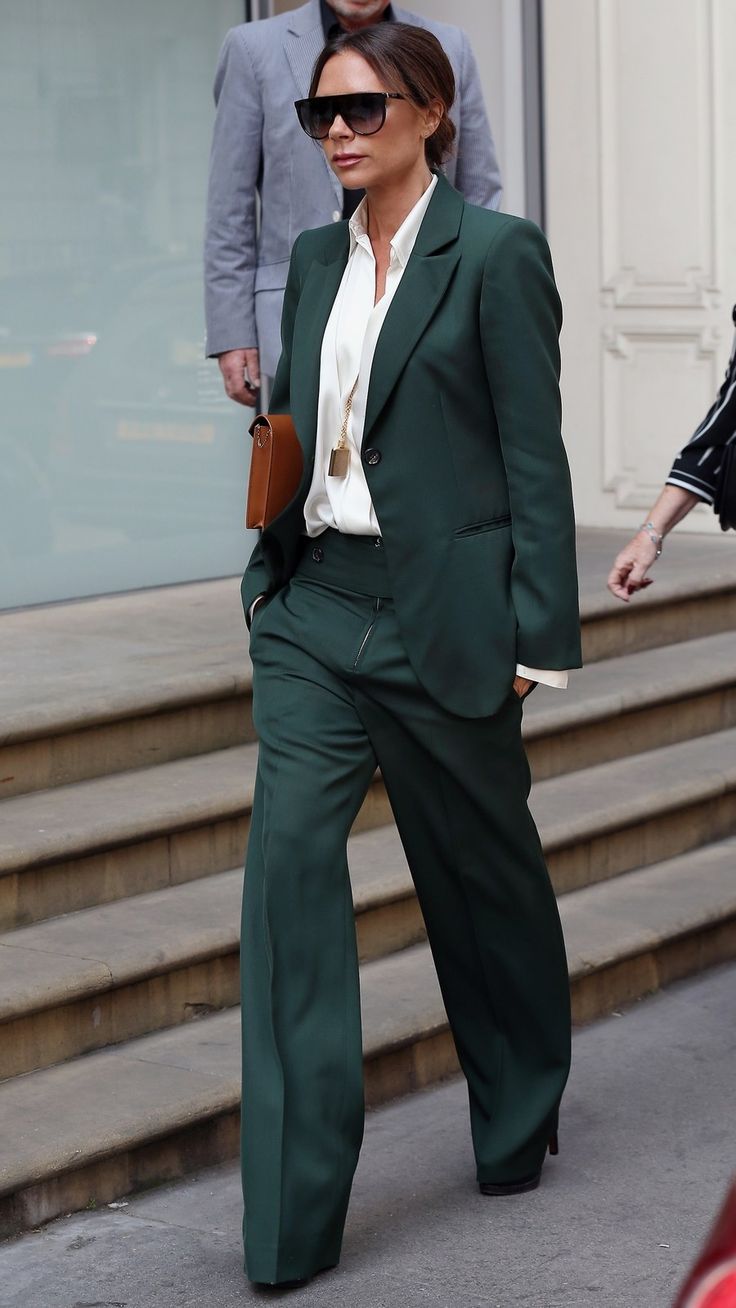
[{"xmin": 329, "ymin": 114, "xmax": 353, "ymax": 141}]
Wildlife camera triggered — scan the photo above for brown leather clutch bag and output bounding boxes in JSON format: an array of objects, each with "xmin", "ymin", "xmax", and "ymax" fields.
[{"xmin": 246, "ymin": 413, "xmax": 303, "ymax": 530}]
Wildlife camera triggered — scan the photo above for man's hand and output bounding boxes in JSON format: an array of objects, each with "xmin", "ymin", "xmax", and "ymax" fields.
[
  {"xmin": 218, "ymin": 348, "xmax": 260, "ymax": 406},
  {"xmin": 607, "ymin": 533, "xmax": 658, "ymax": 602},
  {"xmin": 513, "ymin": 674, "xmax": 535, "ymax": 700}
]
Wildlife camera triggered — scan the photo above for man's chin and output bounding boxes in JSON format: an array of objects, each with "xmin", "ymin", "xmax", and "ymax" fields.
[{"xmin": 329, "ymin": 1, "xmax": 390, "ymax": 22}]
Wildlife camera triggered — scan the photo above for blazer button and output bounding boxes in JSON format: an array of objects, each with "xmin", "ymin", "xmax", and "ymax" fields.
[
  {"xmin": 332, "ymin": 209, "xmax": 341, "ymax": 222},
  {"xmin": 364, "ymin": 448, "xmax": 381, "ymax": 466},
  {"xmin": 312, "ymin": 546, "xmax": 324, "ymax": 563}
]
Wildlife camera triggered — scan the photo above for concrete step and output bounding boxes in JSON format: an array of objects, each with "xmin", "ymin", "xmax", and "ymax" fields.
[
  {"xmin": 3, "ymin": 530, "xmax": 736, "ymax": 799},
  {"xmin": 533, "ymin": 725, "xmax": 736, "ymax": 893},
  {"xmin": 580, "ymin": 573, "xmax": 736, "ymax": 663},
  {"xmin": 0, "ymin": 649, "xmax": 254, "ymax": 800},
  {"xmin": 525, "ymin": 629, "xmax": 736, "ymax": 782},
  {"xmin": 3, "ymin": 722, "xmax": 736, "ymax": 939},
  {"xmin": 1, "ymin": 834, "xmax": 735, "ymax": 1238},
  {"xmin": 4, "ymin": 625, "xmax": 735, "ymax": 802},
  {"xmin": 0, "ymin": 869, "xmax": 243, "ymax": 1082},
  {"xmin": 0, "ymin": 579, "xmax": 248, "ymax": 800},
  {"xmin": 0, "ymin": 829, "xmax": 423, "ymax": 1080},
  {"xmin": 575, "ymin": 526, "xmax": 736, "ymax": 662},
  {"xmin": 4, "ymin": 723, "xmax": 736, "ymax": 1078},
  {"xmin": 0, "ymin": 744, "xmax": 391, "ymax": 932}
]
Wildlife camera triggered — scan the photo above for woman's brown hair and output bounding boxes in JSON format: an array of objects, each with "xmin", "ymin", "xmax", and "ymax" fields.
[{"xmin": 308, "ymin": 23, "xmax": 456, "ymax": 171}]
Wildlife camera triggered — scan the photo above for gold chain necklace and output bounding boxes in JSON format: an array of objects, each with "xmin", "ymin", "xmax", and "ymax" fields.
[{"xmin": 328, "ymin": 376, "xmax": 359, "ymax": 478}]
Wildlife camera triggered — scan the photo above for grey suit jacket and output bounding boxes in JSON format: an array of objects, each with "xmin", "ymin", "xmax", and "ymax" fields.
[{"xmin": 204, "ymin": 0, "xmax": 502, "ymax": 375}]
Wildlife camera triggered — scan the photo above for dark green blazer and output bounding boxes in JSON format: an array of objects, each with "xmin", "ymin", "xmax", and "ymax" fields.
[{"xmin": 242, "ymin": 173, "xmax": 582, "ymax": 718}]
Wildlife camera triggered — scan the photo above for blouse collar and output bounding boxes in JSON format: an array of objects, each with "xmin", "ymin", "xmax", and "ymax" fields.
[{"xmin": 348, "ymin": 172, "xmax": 438, "ymax": 269}]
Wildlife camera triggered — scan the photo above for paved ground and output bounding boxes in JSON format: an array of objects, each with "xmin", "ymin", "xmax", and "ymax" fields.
[{"xmin": 2, "ymin": 962, "xmax": 735, "ymax": 1308}]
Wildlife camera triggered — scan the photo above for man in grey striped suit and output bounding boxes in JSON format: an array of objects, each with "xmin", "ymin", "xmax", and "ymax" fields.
[
  {"xmin": 204, "ymin": 0, "xmax": 502, "ymax": 406},
  {"xmin": 608, "ymin": 304, "xmax": 736, "ymax": 600}
]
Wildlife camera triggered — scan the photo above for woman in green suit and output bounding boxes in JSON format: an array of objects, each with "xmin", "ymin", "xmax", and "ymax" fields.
[{"xmin": 240, "ymin": 22, "xmax": 581, "ymax": 1288}]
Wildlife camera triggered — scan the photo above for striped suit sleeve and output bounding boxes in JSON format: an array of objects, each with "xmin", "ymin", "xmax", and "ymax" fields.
[{"xmin": 666, "ymin": 307, "xmax": 736, "ymax": 504}]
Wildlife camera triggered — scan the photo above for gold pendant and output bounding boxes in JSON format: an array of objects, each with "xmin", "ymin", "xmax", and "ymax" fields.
[{"xmin": 328, "ymin": 446, "xmax": 350, "ymax": 478}]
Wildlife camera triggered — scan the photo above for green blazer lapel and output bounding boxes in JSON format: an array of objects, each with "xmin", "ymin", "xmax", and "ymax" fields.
[
  {"xmin": 363, "ymin": 176, "xmax": 464, "ymax": 442},
  {"xmin": 290, "ymin": 233, "xmax": 350, "ymax": 470}
]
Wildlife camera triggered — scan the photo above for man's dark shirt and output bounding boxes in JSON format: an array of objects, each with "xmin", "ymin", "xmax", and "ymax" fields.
[{"xmin": 318, "ymin": 1, "xmax": 396, "ymax": 218}]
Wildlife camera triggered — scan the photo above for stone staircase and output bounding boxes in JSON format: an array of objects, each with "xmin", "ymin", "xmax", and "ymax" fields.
[{"xmin": 1, "ymin": 528, "xmax": 735, "ymax": 1238}]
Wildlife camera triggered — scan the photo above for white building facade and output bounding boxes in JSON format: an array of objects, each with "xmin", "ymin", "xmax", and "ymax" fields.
[{"xmin": 543, "ymin": 0, "xmax": 736, "ymax": 534}]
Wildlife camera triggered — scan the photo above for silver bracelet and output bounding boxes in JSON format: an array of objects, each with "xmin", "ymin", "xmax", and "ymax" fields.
[{"xmin": 638, "ymin": 521, "xmax": 663, "ymax": 558}]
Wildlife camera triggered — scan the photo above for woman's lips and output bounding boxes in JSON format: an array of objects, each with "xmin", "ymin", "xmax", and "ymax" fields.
[{"xmin": 333, "ymin": 154, "xmax": 364, "ymax": 168}]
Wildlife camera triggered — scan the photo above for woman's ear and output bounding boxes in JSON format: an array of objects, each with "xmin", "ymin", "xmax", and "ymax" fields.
[{"xmin": 422, "ymin": 99, "xmax": 443, "ymax": 139}]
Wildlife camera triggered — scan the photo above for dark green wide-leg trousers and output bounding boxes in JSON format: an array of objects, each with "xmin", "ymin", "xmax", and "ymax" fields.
[{"xmin": 241, "ymin": 531, "xmax": 571, "ymax": 1284}]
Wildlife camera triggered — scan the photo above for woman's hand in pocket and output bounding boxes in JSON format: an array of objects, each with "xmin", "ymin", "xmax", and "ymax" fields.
[
  {"xmin": 513, "ymin": 674, "xmax": 535, "ymax": 700},
  {"xmin": 247, "ymin": 594, "xmax": 267, "ymax": 630}
]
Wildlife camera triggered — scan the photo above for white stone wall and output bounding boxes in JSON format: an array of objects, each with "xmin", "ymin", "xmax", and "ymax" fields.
[{"xmin": 543, "ymin": 0, "xmax": 736, "ymax": 530}]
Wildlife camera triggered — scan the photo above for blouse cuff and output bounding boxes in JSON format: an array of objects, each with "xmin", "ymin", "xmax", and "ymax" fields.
[{"xmin": 516, "ymin": 664, "xmax": 569, "ymax": 690}]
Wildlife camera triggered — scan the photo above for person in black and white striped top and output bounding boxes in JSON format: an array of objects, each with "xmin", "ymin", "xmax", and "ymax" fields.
[{"xmin": 608, "ymin": 303, "xmax": 736, "ymax": 601}]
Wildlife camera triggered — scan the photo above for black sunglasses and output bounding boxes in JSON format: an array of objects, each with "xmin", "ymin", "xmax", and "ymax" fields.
[{"xmin": 294, "ymin": 91, "xmax": 404, "ymax": 141}]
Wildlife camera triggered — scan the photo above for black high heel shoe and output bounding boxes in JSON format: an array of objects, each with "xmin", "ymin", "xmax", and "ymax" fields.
[{"xmin": 479, "ymin": 1131, "xmax": 558, "ymax": 1197}]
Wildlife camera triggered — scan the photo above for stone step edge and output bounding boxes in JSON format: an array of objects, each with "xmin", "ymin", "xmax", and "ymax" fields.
[
  {"xmin": 0, "ymin": 653, "xmax": 253, "ymax": 750},
  {"xmin": 0, "ymin": 861, "xmax": 413, "ymax": 1024},
  {"xmin": 526, "ymin": 632, "xmax": 736, "ymax": 739},
  {"xmin": 538, "ymin": 745, "xmax": 736, "ymax": 852},
  {"xmin": 5, "ymin": 641, "xmax": 735, "ymax": 759},
  {"xmin": 580, "ymin": 569, "xmax": 736, "ymax": 624},
  {"xmin": 4, "ymin": 724, "xmax": 736, "ymax": 881},
  {"xmin": 0, "ymin": 744, "xmax": 258, "ymax": 879},
  {"xmin": 5, "ymin": 590, "xmax": 736, "ymax": 751},
  {"xmin": 2, "ymin": 836, "xmax": 736, "ymax": 1201},
  {"xmin": 1, "ymin": 769, "xmax": 732, "ymax": 1026},
  {"xmin": 0, "ymin": 950, "xmax": 442, "ymax": 1200}
]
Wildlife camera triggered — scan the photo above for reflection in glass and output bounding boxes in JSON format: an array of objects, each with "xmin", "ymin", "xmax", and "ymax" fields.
[{"xmin": 0, "ymin": 1, "xmax": 248, "ymax": 608}]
